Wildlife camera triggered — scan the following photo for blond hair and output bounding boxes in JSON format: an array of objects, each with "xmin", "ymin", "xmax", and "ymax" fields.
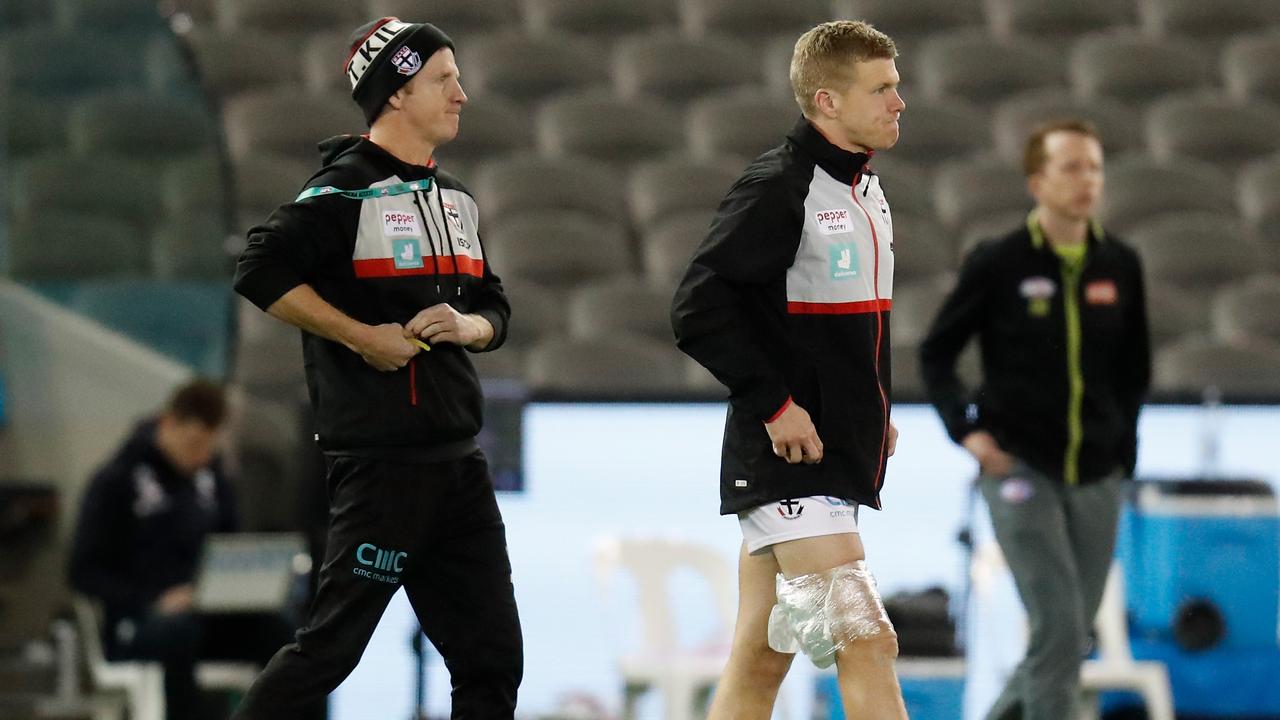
[{"xmin": 790, "ymin": 20, "xmax": 897, "ymax": 118}]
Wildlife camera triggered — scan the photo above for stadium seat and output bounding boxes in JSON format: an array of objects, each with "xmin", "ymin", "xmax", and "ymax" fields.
[
  {"xmin": 52, "ymin": 0, "xmax": 166, "ymax": 33},
  {"xmin": 892, "ymin": 274, "xmax": 957, "ymax": 347},
  {"xmin": 495, "ymin": 280, "xmax": 567, "ymax": 350},
  {"xmin": 526, "ymin": 334, "xmax": 688, "ymax": 397},
  {"xmin": 687, "ymin": 91, "xmax": 799, "ymax": 161},
  {"xmin": 984, "ymin": 0, "xmax": 1136, "ymax": 39},
  {"xmin": 1145, "ymin": 94, "xmax": 1280, "ymax": 174},
  {"xmin": 434, "ymin": 95, "xmax": 537, "ymax": 163},
  {"xmin": 483, "ymin": 211, "xmax": 633, "ymax": 290},
  {"xmin": 151, "ymin": 215, "xmax": 236, "ymax": 281},
  {"xmin": 459, "ymin": 32, "xmax": 607, "ymax": 103},
  {"xmin": 1, "ymin": 30, "xmax": 139, "ymax": 96},
  {"xmin": 641, "ymin": 211, "xmax": 714, "ymax": 290},
  {"xmin": 182, "ymin": 30, "xmax": 303, "ymax": 98},
  {"xmin": 226, "ymin": 394, "xmax": 304, "ymax": 530},
  {"xmin": 568, "ymin": 277, "xmax": 673, "ymax": 343},
  {"xmin": 169, "ymin": 0, "xmax": 215, "ymax": 24},
  {"xmin": 1239, "ymin": 155, "xmax": 1280, "ymax": 262},
  {"xmin": 221, "ymin": 87, "xmax": 365, "ymax": 161},
  {"xmin": 66, "ymin": 91, "xmax": 218, "ymax": 161},
  {"xmin": 538, "ymin": 91, "xmax": 684, "ymax": 167},
  {"xmin": 523, "ymin": 0, "xmax": 678, "ymax": 37},
  {"xmin": 890, "ymin": 214, "xmax": 958, "ymax": 280},
  {"xmin": 628, "ymin": 157, "xmax": 742, "ymax": 228},
  {"xmin": 473, "ymin": 154, "xmax": 625, "ymax": 230},
  {"xmin": 144, "ymin": 34, "xmax": 201, "ymax": 97},
  {"xmin": 848, "ymin": 0, "xmax": 984, "ymax": 46},
  {"xmin": 916, "ymin": 32, "xmax": 1066, "ymax": 104},
  {"xmin": 866, "ymin": 156, "xmax": 934, "ymax": 219},
  {"xmin": 1146, "ymin": 284, "xmax": 1210, "ymax": 347},
  {"xmin": 8, "ymin": 214, "xmax": 148, "ymax": 282},
  {"xmin": 1097, "ymin": 158, "xmax": 1233, "ymax": 234},
  {"xmin": 1153, "ymin": 335, "xmax": 1280, "ymax": 400},
  {"xmin": 214, "ymin": 0, "xmax": 364, "ymax": 35},
  {"xmin": 230, "ymin": 153, "xmax": 315, "ymax": 227},
  {"xmin": 11, "ymin": 152, "xmax": 158, "ymax": 231},
  {"xmin": 1126, "ymin": 212, "xmax": 1263, "ymax": 292},
  {"xmin": 991, "ymin": 89, "xmax": 1143, "ymax": 165},
  {"xmin": 1211, "ymin": 274, "xmax": 1280, "ymax": 343},
  {"xmin": 959, "ymin": 210, "xmax": 1031, "ymax": 256},
  {"xmin": 4, "ymin": 93, "xmax": 66, "ymax": 158},
  {"xmin": 882, "ymin": 99, "xmax": 989, "ymax": 165},
  {"xmin": 613, "ymin": 35, "xmax": 758, "ymax": 105},
  {"xmin": 1140, "ymin": 0, "xmax": 1280, "ymax": 47},
  {"xmin": 1222, "ymin": 32, "xmax": 1280, "ymax": 105},
  {"xmin": 300, "ymin": 32, "xmax": 350, "ymax": 95},
  {"xmin": 933, "ymin": 157, "xmax": 1031, "ymax": 230},
  {"xmin": 680, "ymin": 0, "xmax": 832, "ymax": 42},
  {"xmin": 369, "ymin": 0, "xmax": 520, "ymax": 38},
  {"xmin": 68, "ymin": 281, "xmax": 233, "ymax": 376},
  {"xmin": 162, "ymin": 155, "xmax": 233, "ymax": 221},
  {"xmin": 1070, "ymin": 32, "xmax": 1211, "ymax": 104}
]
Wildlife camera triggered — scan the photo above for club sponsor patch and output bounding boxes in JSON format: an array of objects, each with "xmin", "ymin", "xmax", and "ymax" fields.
[
  {"xmin": 383, "ymin": 210, "xmax": 421, "ymax": 237},
  {"xmin": 829, "ymin": 242, "xmax": 859, "ymax": 279},
  {"xmin": 1000, "ymin": 477, "xmax": 1034, "ymax": 504},
  {"xmin": 814, "ymin": 208, "xmax": 852, "ymax": 235},
  {"xmin": 1085, "ymin": 279, "xmax": 1118, "ymax": 305},
  {"xmin": 1019, "ymin": 276, "xmax": 1057, "ymax": 300},
  {"xmin": 393, "ymin": 238, "xmax": 423, "ymax": 269}
]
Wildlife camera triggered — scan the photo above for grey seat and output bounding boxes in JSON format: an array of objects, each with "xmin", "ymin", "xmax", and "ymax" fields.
[
  {"xmin": 67, "ymin": 91, "xmax": 218, "ymax": 161},
  {"xmin": 523, "ymin": 0, "xmax": 678, "ymax": 37},
  {"xmin": 1153, "ymin": 335, "xmax": 1280, "ymax": 400},
  {"xmin": 1211, "ymin": 274, "xmax": 1280, "ymax": 343},
  {"xmin": 687, "ymin": 91, "xmax": 798, "ymax": 161},
  {"xmin": 892, "ymin": 273, "xmax": 957, "ymax": 346},
  {"xmin": 1145, "ymin": 94, "xmax": 1280, "ymax": 174},
  {"xmin": 526, "ymin": 334, "xmax": 688, "ymax": 397},
  {"xmin": 300, "ymin": 32, "xmax": 350, "ymax": 95},
  {"xmin": 230, "ymin": 153, "xmax": 316, "ymax": 230},
  {"xmin": 1239, "ymin": 155, "xmax": 1280, "ymax": 263},
  {"xmin": 1, "ymin": 30, "xmax": 138, "ymax": 96},
  {"xmin": 991, "ymin": 89, "xmax": 1142, "ymax": 165},
  {"xmin": 1223, "ymin": 32, "xmax": 1280, "ymax": 104},
  {"xmin": 11, "ymin": 152, "xmax": 158, "ymax": 232},
  {"xmin": 568, "ymin": 277, "xmax": 673, "ymax": 343},
  {"xmin": 984, "ymin": 0, "xmax": 1136, "ymax": 39},
  {"xmin": 369, "ymin": 0, "xmax": 519, "ymax": 38},
  {"xmin": 226, "ymin": 395, "xmax": 303, "ymax": 531},
  {"xmin": 641, "ymin": 210, "xmax": 714, "ymax": 290},
  {"xmin": 183, "ymin": 29, "xmax": 303, "ymax": 98},
  {"xmin": 890, "ymin": 214, "xmax": 957, "ymax": 281},
  {"xmin": 538, "ymin": 91, "xmax": 684, "ymax": 166},
  {"xmin": 1140, "ymin": 0, "xmax": 1279, "ymax": 47},
  {"xmin": 437, "ymin": 95, "xmax": 537, "ymax": 163},
  {"xmin": 866, "ymin": 156, "xmax": 934, "ymax": 218},
  {"xmin": 483, "ymin": 211, "xmax": 634, "ymax": 290},
  {"xmin": 1098, "ymin": 158, "xmax": 1233, "ymax": 234},
  {"xmin": 613, "ymin": 35, "xmax": 758, "ymax": 104},
  {"xmin": 959, "ymin": 210, "xmax": 1032, "ymax": 257},
  {"xmin": 460, "ymin": 32, "xmax": 607, "ymax": 103},
  {"xmin": 1127, "ymin": 212, "xmax": 1263, "ymax": 291},
  {"xmin": 9, "ymin": 214, "xmax": 148, "ymax": 281},
  {"xmin": 152, "ymin": 215, "xmax": 236, "ymax": 281},
  {"xmin": 495, "ymin": 280, "xmax": 567, "ymax": 349},
  {"xmin": 878, "ymin": 99, "xmax": 989, "ymax": 165},
  {"xmin": 933, "ymin": 157, "xmax": 1030, "ymax": 230},
  {"xmin": 4, "ymin": 93, "xmax": 66, "ymax": 158},
  {"xmin": 1070, "ymin": 32, "xmax": 1210, "ymax": 104},
  {"xmin": 628, "ymin": 157, "xmax": 742, "ymax": 227},
  {"xmin": 472, "ymin": 154, "xmax": 625, "ymax": 230},
  {"xmin": 214, "ymin": 0, "xmax": 364, "ymax": 34},
  {"xmin": 52, "ymin": 0, "xmax": 166, "ymax": 32},
  {"xmin": 848, "ymin": 0, "xmax": 983, "ymax": 44},
  {"xmin": 222, "ymin": 87, "xmax": 364, "ymax": 162},
  {"xmin": 1146, "ymin": 284, "xmax": 1210, "ymax": 347},
  {"xmin": 680, "ymin": 0, "xmax": 832, "ymax": 42},
  {"xmin": 917, "ymin": 32, "xmax": 1065, "ymax": 104}
]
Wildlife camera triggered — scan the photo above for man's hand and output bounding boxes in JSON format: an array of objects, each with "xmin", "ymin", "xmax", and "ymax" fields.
[
  {"xmin": 765, "ymin": 401, "xmax": 823, "ymax": 464},
  {"xmin": 355, "ymin": 323, "xmax": 420, "ymax": 371},
  {"xmin": 154, "ymin": 584, "xmax": 194, "ymax": 615},
  {"xmin": 406, "ymin": 304, "xmax": 494, "ymax": 350},
  {"xmin": 962, "ymin": 430, "xmax": 1014, "ymax": 476},
  {"xmin": 886, "ymin": 420, "xmax": 899, "ymax": 458}
]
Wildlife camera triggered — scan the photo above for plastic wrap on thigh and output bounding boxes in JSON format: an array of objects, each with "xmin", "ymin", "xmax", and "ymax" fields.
[{"xmin": 766, "ymin": 560, "xmax": 895, "ymax": 668}]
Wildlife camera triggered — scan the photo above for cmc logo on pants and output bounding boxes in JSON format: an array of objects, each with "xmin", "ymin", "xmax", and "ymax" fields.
[{"xmin": 353, "ymin": 543, "xmax": 408, "ymax": 583}]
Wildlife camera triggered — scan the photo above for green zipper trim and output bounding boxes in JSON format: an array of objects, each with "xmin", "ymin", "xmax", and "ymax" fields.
[
  {"xmin": 1028, "ymin": 210, "xmax": 1087, "ymax": 485},
  {"xmin": 295, "ymin": 178, "xmax": 434, "ymax": 202}
]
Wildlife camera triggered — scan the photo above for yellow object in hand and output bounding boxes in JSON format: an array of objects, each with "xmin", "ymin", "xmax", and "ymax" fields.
[{"xmin": 409, "ymin": 337, "xmax": 432, "ymax": 352}]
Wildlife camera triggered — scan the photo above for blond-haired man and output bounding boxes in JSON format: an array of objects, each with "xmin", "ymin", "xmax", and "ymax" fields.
[{"xmin": 673, "ymin": 20, "xmax": 909, "ymax": 719}]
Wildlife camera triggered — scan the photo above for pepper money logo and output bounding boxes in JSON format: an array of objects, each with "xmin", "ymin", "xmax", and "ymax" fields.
[{"xmin": 353, "ymin": 543, "xmax": 408, "ymax": 584}]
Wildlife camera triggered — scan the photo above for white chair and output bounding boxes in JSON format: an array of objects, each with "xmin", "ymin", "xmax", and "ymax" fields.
[
  {"xmin": 593, "ymin": 536, "xmax": 739, "ymax": 720},
  {"xmin": 71, "ymin": 595, "xmax": 261, "ymax": 720},
  {"xmin": 1079, "ymin": 563, "xmax": 1176, "ymax": 720}
]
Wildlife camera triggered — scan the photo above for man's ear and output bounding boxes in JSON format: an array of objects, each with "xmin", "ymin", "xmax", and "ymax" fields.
[
  {"xmin": 814, "ymin": 88, "xmax": 839, "ymax": 119},
  {"xmin": 386, "ymin": 88, "xmax": 406, "ymax": 112}
]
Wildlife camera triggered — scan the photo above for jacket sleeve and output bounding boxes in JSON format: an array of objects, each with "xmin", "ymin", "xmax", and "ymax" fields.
[
  {"xmin": 468, "ymin": 230, "xmax": 511, "ymax": 353},
  {"xmin": 671, "ymin": 172, "xmax": 802, "ymax": 421},
  {"xmin": 68, "ymin": 464, "xmax": 149, "ymax": 611},
  {"xmin": 1118, "ymin": 248, "xmax": 1152, "ymax": 475},
  {"xmin": 920, "ymin": 243, "xmax": 994, "ymax": 444},
  {"xmin": 233, "ymin": 191, "xmax": 349, "ymax": 312}
]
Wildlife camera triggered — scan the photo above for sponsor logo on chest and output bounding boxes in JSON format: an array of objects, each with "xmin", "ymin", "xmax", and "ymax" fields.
[
  {"xmin": 1086, "ymin": 279, "xmax": 1118, "ymax": 305},
  {"xmin": 814, "ymin": 208, "xmax": 852, "ymax": 235},
  {"xmin": 383, "ymin": 210, "xmax": 421, "ymax": 237}
]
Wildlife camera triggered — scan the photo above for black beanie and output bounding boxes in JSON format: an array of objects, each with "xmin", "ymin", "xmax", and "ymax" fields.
[{"xmin": 344, "ymin": 17, "xmax": 454, "ymax": 126}]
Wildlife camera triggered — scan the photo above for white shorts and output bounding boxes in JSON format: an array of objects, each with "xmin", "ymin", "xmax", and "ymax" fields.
[{"xmin": 738, "ymin": 496, "xmax": 860, "ymax": 555}]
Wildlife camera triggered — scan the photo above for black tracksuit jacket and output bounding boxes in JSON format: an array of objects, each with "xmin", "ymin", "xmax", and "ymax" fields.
[
  {"xmin": 673, "ymin": 119, "xmax": 895, "ymax": 514},
  {"xmin": 919, "ymin": 216, "xmax": 1151, "ymax": 484},
  {"xmin": 234, "ymin": 136, "xmax": 510, "ymax": 459}
]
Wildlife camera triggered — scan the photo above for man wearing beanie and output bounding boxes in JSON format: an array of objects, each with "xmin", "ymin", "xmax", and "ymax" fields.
[{"xmin": 232, "ymin": 17, "xmax": 522, "ymax": 718}]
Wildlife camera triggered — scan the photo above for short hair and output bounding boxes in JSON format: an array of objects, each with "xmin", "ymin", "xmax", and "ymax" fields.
[
  {"xmin": 790, "ymin": 20, "xmax": 898, "ymax": 118},
  {"xmin": 1023, "ymin": 118, "xmax": 1102, "ymax": 176},
  {"xmin": 164, "ymin": 379, "xmax": 228, "ymax": 428}
]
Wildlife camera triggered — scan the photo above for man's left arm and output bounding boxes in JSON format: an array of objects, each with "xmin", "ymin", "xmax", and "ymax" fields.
[{"xmin": 1119, "ymin": 250, "xmax": 1152, "ymax": 475}]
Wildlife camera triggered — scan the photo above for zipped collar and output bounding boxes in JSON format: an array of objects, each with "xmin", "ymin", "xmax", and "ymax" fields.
[
  {"xmin": 1026, "ymin": 209, "xmax": 1106, "ymax": 253},
  {"xmin": 786, "ymin": 117, "xmax": 872, "ymax": 187}
]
